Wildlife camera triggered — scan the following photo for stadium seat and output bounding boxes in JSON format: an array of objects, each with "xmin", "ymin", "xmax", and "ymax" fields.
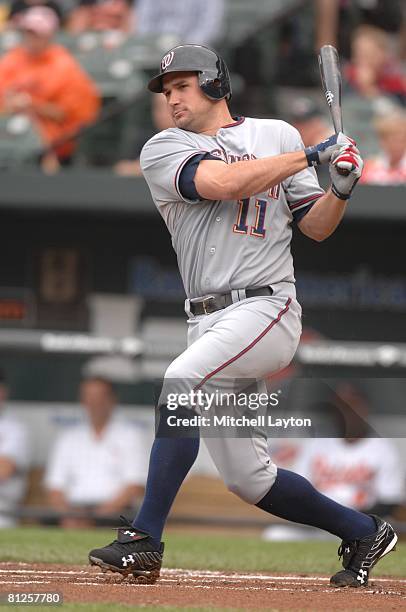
[
  {"xmin": 0, "ymin": 114, "xmax": 42, "ymax": 169},
  {"xmin": 224, "ymin": 0, "xmax": 304, "ymax": 43},
  {"xmin": 74, "ymin": 46, "xmax": 145, "ymax": 100},
  {"xmin": 71, "ymin": 33, "xmax": 174, "ymax": 99}
]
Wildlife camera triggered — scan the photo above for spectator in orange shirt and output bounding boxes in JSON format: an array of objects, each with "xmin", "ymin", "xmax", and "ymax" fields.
[
  {"xmin": 360, "ymin": 110, "xmax": 406, "ymax": 185},
  {"xmin": 0, "ymin": 7, "xmax": 100, "ymax": 164}
]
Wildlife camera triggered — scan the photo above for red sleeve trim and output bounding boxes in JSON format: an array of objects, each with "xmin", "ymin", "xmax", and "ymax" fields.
[{"xmin": 289, "ymin": 193, "xmax": 323, "ymax": 210}]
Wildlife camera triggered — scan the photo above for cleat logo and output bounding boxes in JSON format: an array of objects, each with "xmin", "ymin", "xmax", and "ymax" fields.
[
  {"xmin": 161, "ymin": 52, "xmax": 174, "ymax": 71},
  {"xmin": 122, "ymin": 554, "xmax": 135, "ymax": 567},
  {"xmin": 123, "ymin": 530, "xmax": 137, "ymax": 537},
  {"xmin": 357, "ymin": 569, "xmax": 368, "ymax": 584},
  {"xmin": 345, "ymin": 547, "xmax": 350, "ymax": 554}
]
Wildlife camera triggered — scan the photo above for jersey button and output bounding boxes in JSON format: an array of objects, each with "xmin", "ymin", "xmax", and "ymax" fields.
[
  {"xmin": 216, "ymin": 217, "xmax": 221, "ymax": 222},
  {"xmin": 209, "ymin": 247, "xmax": 216, "ymax": 254}
]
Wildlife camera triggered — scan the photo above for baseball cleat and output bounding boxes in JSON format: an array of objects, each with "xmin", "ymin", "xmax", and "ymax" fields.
[
  {"xmin": 88, "ymin": 516, "xmax": 164, "ymax": 584},
  {"xmin": 330, "ymin": 515, "xmax": 398, "ymax": 588}
]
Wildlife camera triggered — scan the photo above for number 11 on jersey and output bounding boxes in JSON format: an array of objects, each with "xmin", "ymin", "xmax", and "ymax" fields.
[{"xmin": 233, "ymin": 198, "xmax": 267, "ymax": 238}]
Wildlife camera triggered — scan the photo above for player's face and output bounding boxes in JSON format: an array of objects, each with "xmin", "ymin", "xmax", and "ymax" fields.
[
  {"xmin": 80, "ymin": 380, "xmax": 115, "ymax": 425},
  {"xmin": 162, "ymin": 72, "xmax": 215, "ymax": 132}
]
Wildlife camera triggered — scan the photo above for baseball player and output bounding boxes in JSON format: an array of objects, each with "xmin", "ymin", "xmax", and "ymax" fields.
[{"xmin": 89, "ymin": 46, "xmax": 397, "ymax": 588}]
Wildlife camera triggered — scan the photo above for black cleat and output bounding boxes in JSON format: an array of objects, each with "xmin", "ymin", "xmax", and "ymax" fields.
[
  {"xmin": 88, "ymin": 516, "xmax": 164, "ymax": 584},
  {"xmin": 330, "ymin": 515, "xmax": 398, "ymax": 588}
]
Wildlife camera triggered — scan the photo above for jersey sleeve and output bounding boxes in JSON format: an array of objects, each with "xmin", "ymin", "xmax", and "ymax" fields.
[
  {"xmin": 281, "ymin": 123, "xmax": 325, "ymax": 222},
  {"xmin": 179, "ymin": 152, "xmax": 222, "ymax": 200},
  {"xmin": 140, "ymin": 129, "xmax": 213, "ymax": 206}
]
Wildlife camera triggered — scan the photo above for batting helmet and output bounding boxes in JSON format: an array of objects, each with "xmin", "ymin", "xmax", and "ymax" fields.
[{"xmin": 148, "ymin": 45, "xmax": 232, "ymax": 101}]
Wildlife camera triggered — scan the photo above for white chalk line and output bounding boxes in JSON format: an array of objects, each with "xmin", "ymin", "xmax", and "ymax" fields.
[
  {"xmin": 1, "ymin": 566, "xmax": 405, "ymax": 598},
  {"xmin": 0, "ymin": 580, "xmax": 53, "ymax": 585},
  {"xmin": 0, "ymin": 569, "xmax": 88, "ymax": 575},
  {"xmin": 1, "ymin": 567, "xmax": 406, "ymax": 585},
  {"xmin": 0, "ymin": 578, "xmax": 405, "ymax": 598},
  {"xmin": 163, "ymin": 570, "xmax": 406, "ymax": 584}
]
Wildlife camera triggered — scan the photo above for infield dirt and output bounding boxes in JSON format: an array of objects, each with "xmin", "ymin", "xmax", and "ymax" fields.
[{"xmin": 1, "ymin": 562, "xmax": 406, "ymax": 610}]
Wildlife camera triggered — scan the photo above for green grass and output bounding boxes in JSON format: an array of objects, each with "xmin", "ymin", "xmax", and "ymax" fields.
[{"xmin": 0, "ymin": 527, "xmax": 405, "ymax": 576}]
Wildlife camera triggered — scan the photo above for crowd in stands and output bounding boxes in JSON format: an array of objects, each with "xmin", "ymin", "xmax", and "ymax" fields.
[
  {"xmin": 0, "ymin": 370, "xmax": 148, "ymax": 527},
  {"xmin": 0, "ymin": 0, "xmax": 403, "ymax": 181},
  {"xmin": 2, "ymin": 0, "xmax": 225, "ymax": 40},
  {"xmin": 44, "ymin": 377, "xmax": 147, "ymax": 527},
  {"xmin": 0, "ymin": 6, "xmax": 99, "ymax": 167}
]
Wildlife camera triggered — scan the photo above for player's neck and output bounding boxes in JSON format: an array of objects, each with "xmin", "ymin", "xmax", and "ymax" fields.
[{"xmin": 198, "ymin": 107, "xmax": 234, "ymax": 136}]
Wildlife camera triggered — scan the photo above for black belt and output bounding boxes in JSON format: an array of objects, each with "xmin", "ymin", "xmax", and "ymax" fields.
[{"xmin": 189, "ymin": 286, "xmax": 273, "ymax": 316}]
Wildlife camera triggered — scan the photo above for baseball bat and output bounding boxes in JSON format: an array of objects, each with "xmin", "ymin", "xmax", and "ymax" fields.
[{"xmin": 318, "ymin": 44, "xmax": 349, "ymax": 175}]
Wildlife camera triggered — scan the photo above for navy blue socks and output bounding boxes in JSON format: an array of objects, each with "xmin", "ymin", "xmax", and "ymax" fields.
[
  {"xmin": 132, "ymin": 435, "xmax": 199, "ymax": 544},
  {"xmin": 257, "ymin": 468, "xmax": 376, "ymax": 541}
]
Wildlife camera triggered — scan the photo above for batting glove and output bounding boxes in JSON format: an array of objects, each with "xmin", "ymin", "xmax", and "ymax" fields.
[
  {"xmin": 329, "ymin": 145, "xmax": 364, "ymax": 200},
  {"xmin": 305, "ymin": 132, "xmax": 356, "ymax": 167}
]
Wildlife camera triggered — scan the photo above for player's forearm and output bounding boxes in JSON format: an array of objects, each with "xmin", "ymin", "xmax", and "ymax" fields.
[
  {"xmin": 230, "ymin": 151, "xmax": 308, "ymax": 199},
  {"xmin": 297, "ymin": 188, "xmax": 347, "ymax": 241},
  {"xmin": 196, "ymin": 151, "xmax": 307, "ymax": 200}
]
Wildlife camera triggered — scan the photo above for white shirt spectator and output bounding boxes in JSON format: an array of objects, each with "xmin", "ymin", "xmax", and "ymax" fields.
[
  {"xmin": 293, "ymin": 438, "xmax": 404, "ymax": 511},
  {"xmin": 44, "ymin": 417, "xmax": 148, "ymax": 506},
  {"xmin": 135, "ymin": 0, "xmax": 225, "ymax": 47},
  {"xmin": 0, "ymin": 413, "xmax": 29, "ymax": 527}
]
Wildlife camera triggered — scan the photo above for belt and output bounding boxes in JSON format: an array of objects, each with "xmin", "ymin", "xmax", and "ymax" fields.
[{"xmin": 189, "ymin": 286, "xmax": 273, "ymax": 316}]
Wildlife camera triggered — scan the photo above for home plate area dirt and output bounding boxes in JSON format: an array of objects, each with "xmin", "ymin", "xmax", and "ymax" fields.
[{"xmin": 1, "ymin": 563, "xmax": 406, "ymax": 610}]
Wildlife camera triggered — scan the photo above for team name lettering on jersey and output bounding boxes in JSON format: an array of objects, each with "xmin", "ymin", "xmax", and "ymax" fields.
[{"xmin": 140, "ymin": 118, "xmax": 324, "ymax": 298}]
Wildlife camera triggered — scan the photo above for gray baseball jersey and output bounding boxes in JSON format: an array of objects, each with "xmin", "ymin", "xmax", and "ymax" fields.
[{"xmin": 140, "ymin": 117, "xmax": 324, "ymax": 299}]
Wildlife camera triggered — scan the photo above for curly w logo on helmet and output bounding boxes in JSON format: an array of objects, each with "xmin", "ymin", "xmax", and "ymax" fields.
[{"xmin": 161, "ymin": 52, "xmax": 174, "ymax": 71}]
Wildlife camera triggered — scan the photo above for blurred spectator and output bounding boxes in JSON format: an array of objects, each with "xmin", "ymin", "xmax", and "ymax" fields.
[
  {"xmin": 44, "ymin": 377, "xmax": 147, "ymax": 527},
  {"xmin": 340, "ymin": 25, "xmax": 405, "ymax": 156},
  {"xmin": 263, "ymin": 384, "xmax": 404, "ymax": 541},
  {"xmin": 7, "ymin": 0, "xmax": 63, "ymax": 26},
  {"xmin": 0, "ymin": 369, "xmax": 29, "ymax": 528},
  {"xmin": 287, "ymin": 97, "xmax": 330, "ymax": 147},
  {"xmin": 360, "ymin": 110, "xmax": 406, "ymax": 184},
  {"xmin": 67, "ymin": 0, "xmax": 132, "ymax": 34},
  {"xmin": 301, "ymin": 382, "xmax": 403, "ymax": 516},
  {"xmin": 264, "ymin": 433, "xmax": 404, "ymax": 541},
  {"xmin": 134, "ymin": 0, "xmax": 225, "ymax": 47},
  {"xmin": 345, "ymin": 25, "xmax": 405, "ymax": 104},
  {"xmin": 316, "ymin": 0, "xmax": 405, "ymax": 59},
  {"xmin": 114, "ymin": 92, "xmax": 174, "ymax": 177},
  {"xmin": 0, "ymin": 6, "xmax": 100, "ymax": 165},
  {"xmin": 294, "ymin": 436, "xmax": 404, "ymax": 517}
]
